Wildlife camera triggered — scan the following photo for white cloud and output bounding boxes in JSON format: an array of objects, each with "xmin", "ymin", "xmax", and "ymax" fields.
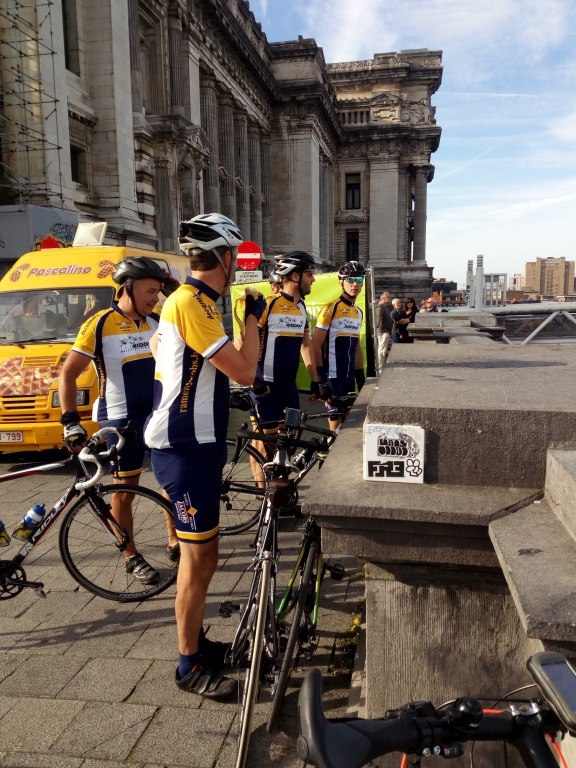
[{"xmin": 549, "ymin": 108, "xmax": 576, "ymax": 143}]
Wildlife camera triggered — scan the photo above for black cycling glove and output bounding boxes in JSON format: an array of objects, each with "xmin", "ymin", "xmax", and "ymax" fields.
[{"xmin": 244, "ymin": 293, "xmax": 266, "ymax": 322}]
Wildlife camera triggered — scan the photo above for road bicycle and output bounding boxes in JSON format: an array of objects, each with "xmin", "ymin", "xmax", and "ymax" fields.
[
  {"xmin": 0, "ymin": 426, "xmax": 177, "ymax": 602},
  {"xmin": 297, "ymin": 652, "xmax": 576, "ymax": 768},
  {"xmin": 225, "ymin": 408, "xmax": 342, "ymax": 768},
  {"xmin": 220, "ymin": 387, "xmax": 353, "ymax": 536}
]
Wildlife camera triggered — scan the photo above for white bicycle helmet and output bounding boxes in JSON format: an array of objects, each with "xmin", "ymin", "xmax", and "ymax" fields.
[{"xmin": 178, "ymin": 213, "xmax": 243, "ymax": 254}]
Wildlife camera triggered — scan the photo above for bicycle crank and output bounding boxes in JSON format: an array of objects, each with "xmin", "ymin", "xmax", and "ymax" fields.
[{"xmin": 0, "ymin": 561, "xmax": 45, "ymax": 600}]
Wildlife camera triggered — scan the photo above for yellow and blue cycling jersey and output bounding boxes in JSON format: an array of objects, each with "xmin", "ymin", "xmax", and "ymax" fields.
[
  {"xmin": 257, "ymin": 292, "xmax": 308, "ymax": 384},
  {"xmin": 315, "ymin": 296, "xmax": 363, "ymax": 384},
  {"xmin": 73, "ymin": 304, "xmax": 158, "ymax": 422},
  {"xmin": 144, "ymin": 277, "xmax": 230, "ymax": 449}
]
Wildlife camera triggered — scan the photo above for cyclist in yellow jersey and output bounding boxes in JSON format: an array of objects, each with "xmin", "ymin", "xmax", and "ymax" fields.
[
  {"xmin": 311, "ymin": 261, "xmax": 366, "ymax": 430},
  {"xmin": 58, "ymin": 257, "xmax": 179, "ymax": 584},
  {"xmin": 250, "ymin": 252, "xmax": 321, "ymax": 430},
  {"xmin": 145, "ymin": 213, "xmax": 263, "ymax": 701}
]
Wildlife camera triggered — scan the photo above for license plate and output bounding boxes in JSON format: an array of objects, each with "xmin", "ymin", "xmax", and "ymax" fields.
[{"xmin": 0, "ymin": 431, "xmax": 23, "ymax": 443}]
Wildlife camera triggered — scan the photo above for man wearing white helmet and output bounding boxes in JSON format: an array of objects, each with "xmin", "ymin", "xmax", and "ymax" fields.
[{"xmin": 145, "ymin": 213, "xmax": 264, "ymax": 700}]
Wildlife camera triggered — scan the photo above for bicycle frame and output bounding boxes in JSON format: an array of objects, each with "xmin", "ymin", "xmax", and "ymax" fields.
[
  {"xmin": 277, "ymin": 518, "xmax": 322, "ymax": 631},
  {"xmin": 228, "ymin": 416, "xmax": 341, "ymax": 767}
]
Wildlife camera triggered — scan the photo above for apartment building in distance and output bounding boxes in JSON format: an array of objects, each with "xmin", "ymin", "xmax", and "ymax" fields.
[{"xmin": 525, "ymin": 257, "xmax": 575, "ymax": 297}]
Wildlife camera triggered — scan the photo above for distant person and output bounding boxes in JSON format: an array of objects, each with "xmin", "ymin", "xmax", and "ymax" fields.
[
  {"xmin": 403, "ymin": 297, "xmax": 419, "ymax": 343},
  {"xmin": 404, "ymin": 297, "xmax": 418, "ymax": 323},
  {"xmin": 391, "ymin": 298, "xmax": 410, "ymax": 343},
  {"xmin": 425, "ymin": 297, "xmax": 439, "ymax": 312},
  {"xmin": 375, "ymin": 291, "xmax": 394, "ymax": 368}
]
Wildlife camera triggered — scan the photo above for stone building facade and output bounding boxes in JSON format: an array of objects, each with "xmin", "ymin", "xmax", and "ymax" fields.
[{"xmin": 0, "ymin": 0, "xmax": 442, "ymax": 297}]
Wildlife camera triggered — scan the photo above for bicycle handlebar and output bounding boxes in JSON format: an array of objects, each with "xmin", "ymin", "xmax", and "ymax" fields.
[
  {"xmin": 75, "ymin": 427, "xmax": 126, "ymax": 491},
  {"xmin": 297, "ymin": 668, "xmax": 563, "ymax": 768},
  {"xmin": 238, "ymin": 427, "xmax": 333, "ymax": 453}
]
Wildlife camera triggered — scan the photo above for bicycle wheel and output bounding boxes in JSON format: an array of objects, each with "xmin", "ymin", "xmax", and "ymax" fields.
[
  {"xmin": 267, "ymin": 540, "xmax": 318, "ymax": 732},
  {"xmin": 235, "ymin": 557, "xmax": 272, "ymax": 768},
  {"xmin": 59, "ymin": 484, "xmax": 177, "ymax": 602},
  {"xmin": 220, "ymin": 439, "xmax": 266, "ymax": 535}
]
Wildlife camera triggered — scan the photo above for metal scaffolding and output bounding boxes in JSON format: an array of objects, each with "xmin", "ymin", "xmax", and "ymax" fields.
[{"xmin": 0, "ymin": 0, "xmax": 63, "ymax": 206}]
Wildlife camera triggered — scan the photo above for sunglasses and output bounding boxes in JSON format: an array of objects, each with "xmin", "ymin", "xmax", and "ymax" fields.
[{"xmin": 345, "ymin": 276, "xmax": 364, "ymax": 284}]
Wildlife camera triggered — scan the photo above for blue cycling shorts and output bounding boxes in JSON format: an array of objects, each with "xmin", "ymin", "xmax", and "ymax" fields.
[
  {"xmin": 151, "ymin": 443, "xmax": 226, "ymax": 543},
  {"xmin": 250, "ymin": 383, "xmax": 300, "ymax": 429},
  {"xmin": 100, "ymin": 416, "xmax": 146, "ymax": 478}
]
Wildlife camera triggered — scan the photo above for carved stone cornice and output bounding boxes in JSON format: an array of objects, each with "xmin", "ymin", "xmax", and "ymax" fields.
[
  {"xmin": 335, "ymin": 209, "xmax": 369, "ymax": 225},
  {"xmin": 326, "ymin": 51, "xmax": 442, "ymax": 72},
  {"xmin": 142, "ymin": 115, "xmax": 211, "ymax": 168}
]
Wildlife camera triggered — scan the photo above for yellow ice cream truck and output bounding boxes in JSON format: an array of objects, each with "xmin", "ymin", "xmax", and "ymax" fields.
[{"xmin": 0, "ymin": 233, "xmax": 189, "ymax": 451}]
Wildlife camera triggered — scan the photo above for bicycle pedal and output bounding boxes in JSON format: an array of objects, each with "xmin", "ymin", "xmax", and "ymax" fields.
[
  {"xmin": 278, "ymin": 504, "xmax": 301, "ymax": 518},
  {"xmin": 34, "ymin": 587, "xmax": 47, "ymax": 598},
  {"xmin": 328, "ymin": 563, "xmax": 345, "ymax": 581},
  {"xmin": 219, "ymin": 600, "xmax": 241, "ymax": 617}
]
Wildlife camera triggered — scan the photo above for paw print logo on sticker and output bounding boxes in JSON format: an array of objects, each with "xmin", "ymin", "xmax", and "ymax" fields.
[{"xmin": 405, "ymin": 459, "xmax": 422, "ymax": 477}]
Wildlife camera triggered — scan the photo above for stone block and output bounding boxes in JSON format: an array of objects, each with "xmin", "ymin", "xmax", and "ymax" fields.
[
  {"xmin": 545, "ymin": 449, "xmax": 576, "ymax": 542},
  {"xmin": 369, "ymin": 345, "xmax": 576, "ymax": 486},
  {"xmin": 490, "ymin": 498, "xmax": 576, "ymax": 641}
]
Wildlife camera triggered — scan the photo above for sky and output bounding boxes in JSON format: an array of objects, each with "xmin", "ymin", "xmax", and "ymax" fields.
[{"xmin": 251, "ymin": 0, "xmax": 576, "ymax": 287}]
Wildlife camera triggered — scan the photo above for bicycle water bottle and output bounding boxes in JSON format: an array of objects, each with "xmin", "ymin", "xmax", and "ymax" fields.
[
  {"xmin": 12, "ymin": 503, "xmax": 46, "ymax": 541},
  {"xmin": 0, "ymin": 520, "xmax": 10, "ymax": 547}
]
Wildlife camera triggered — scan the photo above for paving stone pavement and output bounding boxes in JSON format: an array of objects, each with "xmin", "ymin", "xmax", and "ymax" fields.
[{"xmin": 0, "ymin": 442, "xmax": 364, "ymax": 768}]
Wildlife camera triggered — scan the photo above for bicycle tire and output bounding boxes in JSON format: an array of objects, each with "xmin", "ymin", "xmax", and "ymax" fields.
[
  {"xmin": 267, "ymin": 539, "xmax": 318, "ymax": 732},
  {"xmin": 220, "ymin": 439, "xmax": 266, "ymax": 535},
  {"xmin": 59, "ymin": 483, "xmax": 177, "ymax": 602},
  {"xmin": 235, "ymin": 557, "xmax": 272, "ymax": 768}
]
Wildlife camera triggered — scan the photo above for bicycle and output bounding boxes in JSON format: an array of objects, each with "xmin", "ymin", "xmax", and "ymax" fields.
[
  {"xmin": 220, "ymin": 387, "xmax": 267, "ymax": 536},
  {"xmin": 220, "ymin": 387, "xmax": 350, "ymax": 536},
  {"xmin": 0, "ymin": 426, "xmax": 177, "ymax": 602},
  {"xmin": 297, "ymin": 652, "xmax": 576, "ymax": 768},
  {"xmin": 225, "ymin": 407, "xmax": 343, "ymax": 768}
]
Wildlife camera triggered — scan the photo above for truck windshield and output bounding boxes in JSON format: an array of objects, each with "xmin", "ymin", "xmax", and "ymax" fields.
[{"xmin": 0, "ymin": 287, "xmax": 114, "ymax": 344}]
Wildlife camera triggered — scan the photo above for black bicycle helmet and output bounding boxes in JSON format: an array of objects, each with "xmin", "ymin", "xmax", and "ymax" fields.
[
  {"xmin": 178, "ymin": 213, "xmax": 243, "ymax": 254},
  {"xmin": 273, "ymin": 251, "xmax": 316, "ymax": 276},
  {"xmin": 338, "ymin": 261, "xmax": 366, "ymax": 279},
  {"xmin": 112, "ymin": 256, "xmax": 168, "ymax": 286},
  {"xmin": 268, "ymin": 271, "xmax": 283, "ymax": 286}
]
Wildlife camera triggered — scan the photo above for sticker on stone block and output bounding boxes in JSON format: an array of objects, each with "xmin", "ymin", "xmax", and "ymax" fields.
[{"xmin": 363, "ymin": 423, "xmax": 425, "ymax": 483}]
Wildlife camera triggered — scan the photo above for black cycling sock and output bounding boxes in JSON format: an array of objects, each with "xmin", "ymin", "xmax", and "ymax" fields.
[{"xmin": 179, "ymin": 651, "xmax": 201, "ymax": 678}]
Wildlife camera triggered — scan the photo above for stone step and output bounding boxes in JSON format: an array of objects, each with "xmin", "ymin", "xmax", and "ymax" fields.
[
  {"xmin": 545, "ymin": 449, "xmax": 576, "ymax": 543},
  {"xmin": 489, "ymin": 497, "xmax": 576, "ymax": 641}
]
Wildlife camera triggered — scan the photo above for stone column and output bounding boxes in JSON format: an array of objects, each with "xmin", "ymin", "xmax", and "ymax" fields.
[
  {"xmin": 368, "ymin": 154, "xmax": 399, "ymax": 266},
  {"xmin": 248, "ymin": 122, "xmax": 262, "ymax": 246},
  {"xmin": 413, "ymin": 165, "xmax": 428, "ymax": 263},
  {"xmin": 128, "ymin": 0, "xmax": 142, "ymax": 114},
  {"xmin": 168, "ymin": 13, "xmax": 184, "ymax": 113},
  {"xmin": 261, "ymin": 137, "xmax": 272, "ymax": 252},
  {"xmin": 322, "ymin": 162, "xmax": 331, "ymax": 262},
  {"xmin": 319, "ymin": 157, "xmax": 326, "ymax": 260},
  {"xmin": 327, "ymin": 164, "xmax": 335, "ymax": 261},
  {"xmin": 200, "ymin": 75, "xmax": 220, "ymax": 213},
  {"xmin": 218, "ymin": 93, "xmax": 236, "ymax": 221},
  {"xmin": 234, "ymin": 111, "xmax": 251, "ymax": 239},
  {"xmin": 155, "ymin": 156, "xmax": 175, "ymax": 251}
]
